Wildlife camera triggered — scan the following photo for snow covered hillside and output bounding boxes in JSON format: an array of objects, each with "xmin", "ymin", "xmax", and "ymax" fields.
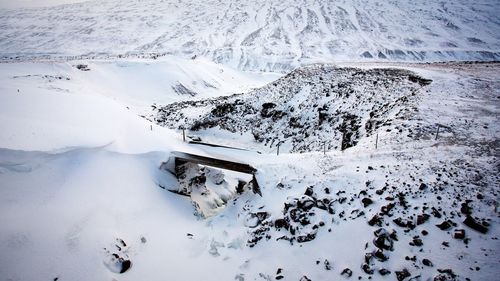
[
  {"xmin": 1, "ymin": 0, "xmax": 500, "ymax": 71},
  {"xmin": 1, "ymin": 59, "xmax": 498, "ymax": 281},
  {"xmin": 151, "ymin": 65, "xmax": 431, "ymax": 153},
  {"xmin": 0, "ymin": 56, "xmax": 277, "ymax": 116}
]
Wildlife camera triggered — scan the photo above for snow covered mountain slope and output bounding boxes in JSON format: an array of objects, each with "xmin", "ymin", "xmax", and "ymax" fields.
[
  {"xmin": 1, "ymin": 0, "xmax": 499, "ymax": 71},
  {"xmin": 0, "ymin": 56, "xmax": 278, "ymax": 115}
]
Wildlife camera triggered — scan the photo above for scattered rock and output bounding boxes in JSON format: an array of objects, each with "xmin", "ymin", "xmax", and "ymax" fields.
[
  {"xmin": 453, "ymin": 229, "xmax": 465, "ymax": 239},
  {"xmin": 395, "ymin": 269, "xmax": 411, "ymax": 281},
  {"xmin": 431, "ymin": 207, "xmax": 442, "ymax": 218},
  {"xmin": 341, "ymin": 268, "xmax": 353, "ymax": 277},
  {"xmin": 368, "ymin": 214, "xmax": 382, "ymax": 226},
  {"xmin": 422, "ymin": 258, "xmax": 433, "ymax": 267},
  {"xmin": 120, "ymin": 260, "xmax": 132, "ymax": 273},
  {"xmin": 324, "ymin": 259, "xmax": 332, "ymax": 270},
  {"xmin": 416, "ymin": 214, "xmax": 430, "ymax": 225},
  {"xmin": 393, "ymin": 217, "xmax": 415, "ymax": 229},
  {"xmin": 362, "ymin": 263, "xmax": 374, "ymax": 274},
  {"xmin": 274, "ymin": 218, "xmax": 289, "ymax": 229},
  {"xmin": 410, "ymin": 237, "xmax": 423, "ymax": 247},
  {"xmin": 463, "ymin": 216, "xmax": 488, "ymax": 234},
  {"xmin": 362, "ymin": 198, "xmax": 374, "ymax": 207},
  {"xmin": 379, "ymin": 268, "xmax": 391, "ymax": 276},
  {"xmin": 435, "ymin": 268, "xmax": 457, "ymax": 280},
  {"xmin": 75, "ymin": 64, "xmax": 90, "ymax": 71},
  {"xmin": 436, "ymin": 220, "xmax": 452, "ymax": 230},
  {"xmin": 373, "ymin": 249, "xmax": 389, "ymax": 262},
  {"xmin": 460, "ymin": 201, "xmax": 472, "ymax": 215}
]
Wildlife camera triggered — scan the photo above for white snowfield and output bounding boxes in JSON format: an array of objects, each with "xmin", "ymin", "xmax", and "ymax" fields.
[
  {"xmin": 0, "ymin": 59, "xmax": 499, "ymax": 281},
  {"xmin": 1, "ymin": 0, "xmax": 499, "ymax": 71}
]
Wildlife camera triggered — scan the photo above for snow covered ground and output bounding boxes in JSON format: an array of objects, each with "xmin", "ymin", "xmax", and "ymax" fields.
[
  {"xmin": 0, "ymin": 58, "xmax": 498, "ymax": 281},
  {"xmin": 1, "ymin": 0, "xmax": 500, "ymax": 71},
  {"xmin": 1, "ymin": 1, "xmax": 499, "ymax": 280}
]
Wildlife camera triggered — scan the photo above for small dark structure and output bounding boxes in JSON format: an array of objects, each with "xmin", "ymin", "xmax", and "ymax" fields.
[{"xmin": 168, "ymin": 151, "xmax": 261, "ymax": 196}]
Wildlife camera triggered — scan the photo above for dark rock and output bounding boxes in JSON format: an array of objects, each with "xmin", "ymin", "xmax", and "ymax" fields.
[
  {"xmin": 393, "ymin": 217, "xmax": 415, "ymax": 229},
  {"xmin": 374, "ymin": 235, "xmax": 393, "ymax": 251},
  {"xmin": 368, "ymin": 214, "xmax": 382, "ymax": 226},
  {"xmin": 397, "ymin": 192, "xmax": 408, "ymax": 208},
  {"xmin": 373, "ymin": 249, "xmax": 388, "ymax": 262},
  {"xmin": 341, "ymin": 268, "xmax": 353, "ymax": 277},
  {"xmin": 297, "ymin": 233, "xmax": 316, "ymax": 243},
  {"xmin": 211, "ymin": 102, "xmax": 236, "ymax": 117},
  {"xmin": 416, "ymin": 214, "xmax": 430, "ymax": 225},
  {"xmin": 324, "ymin": 259, "xmax": 332, "ymax": 270},
  {"xmin": 120, "ymin": 260, "xmax": 132, "ymax": 273},
  {"xmin": 419, "ymin": 183, "xmax": 427, "ymax": 190},
  {"xmin": 410, "ymin": 237, "xmax": 423, "ymax": 247},
  {"xmin": 255, "ymin": 212, "xmax": 269, "ymax": 222},
  {"xmin": 422, "ymin": 258, "xmax": 433, "ymax": 267},
  {"xmin": 453, "ymin": 229, "xmax": 465, "ymax": 239},
  {"xmin": 463, "ymin": 216, "xmax": 488, "ymax": 234},
  {"xmin": 297, "ymin": 199, "xmax": 316, "ymax": 211},
  {"xmin": 362, "ymin": 198, "xmax": 374, "ymax": 207},
  {"xmin": 76, "ymin": 64, "xmax": 90, "ymax": 71},
  {"xmin": 299, "ymin": 276, "xmax": 312, "ymax": 281},
  {"xmin": 275, "ymin": 218, "xmax": 289, "ymax": 229},
  {"xmin": 380, "ymin": 203, "xmax": 395, "ymax": 215},
  {"xmin": 236, "ymin": 180, "xmax": 247, "ymax": 194},
  {"xmin": 362, "ymin": 263, "xmax": 374, "ymax": 274},
  {"xmin": 431, "ymin": 207, "xmax": 442, "ymax": 218},
  {"xmin": 374, "ymin": 228, "xmax": 388, "ymax": 237},
  {"xmin": 389, "ymin": 230, "xmax": 398, "ymax": 241},
  {"xmin": 408, "ymin": 75, "xmax": 432, "ymax": 86},
  {"xmin": 364, "ymin": 252, "xmax": 373, "ymax": 263},
  {"xmin": 436, "ymin": 221, "xmax": 452, "ymax": 230},
  {"xmin": 395, "ymin": 269, "xmax": 411, "ymax": 281},
  {"xmin": 460, "ymin": 201, "xmax": 472, "ymax": 215},
  {"xmin": 304, "ymin": 186, "xmax": 314, "ymax": 197},
  {"xmin": 435, "ymin": 268, "xmax": 456, "ymax": 280},
  {"xmin": 379, "ymin": 268, "xmax": 391, "ymax": 276}
]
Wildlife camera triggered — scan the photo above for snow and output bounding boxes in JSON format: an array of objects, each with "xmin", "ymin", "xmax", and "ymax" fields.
[
  {"xmin": 5, "ymin": 0, "xmax": 500, "ymax": 279},
  {"xmin": 1, "ymin": 59, "xmax": 499, "ymax": 280},
  {"xmin": 1, "ymin": 0, "xmax": 499, "ymax": 71}
]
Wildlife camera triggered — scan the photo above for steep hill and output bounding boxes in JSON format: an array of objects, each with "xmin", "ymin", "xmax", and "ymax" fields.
[{"xmin": 151, "ymin": 65, "xmax": 431, "ymax": 153}]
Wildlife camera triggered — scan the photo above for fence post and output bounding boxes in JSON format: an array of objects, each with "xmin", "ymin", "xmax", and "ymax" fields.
[
  {"xmin": 323, "ymin": 142, "xmax": 326, "ymax": 155},
  {"xmin": 435, "ymin": 125, "xmax": 440, "ymax": 140},
  {"xmin": 341, "ymin": 132, "xmax": 345, "ymax": 151},
  {"xmin": 375, "ymin": 133, "xmax": 378, "ymax": 149},
  {"xmin": 277, "ymin": 143, "xmax": 280, "ymax": 156},
  {"xmin": 150, "ymin": 124, "xmax": 152, "ymax": 131},
  {"xmin": 182, "ymin": 129, "xmax": 186, "ymax": 142}
]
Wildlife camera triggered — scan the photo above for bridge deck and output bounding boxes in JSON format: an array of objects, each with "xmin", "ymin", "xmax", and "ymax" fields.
[{"xmin": 171, "ymin": 151, "xmax": 257, "ymax": 174}]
